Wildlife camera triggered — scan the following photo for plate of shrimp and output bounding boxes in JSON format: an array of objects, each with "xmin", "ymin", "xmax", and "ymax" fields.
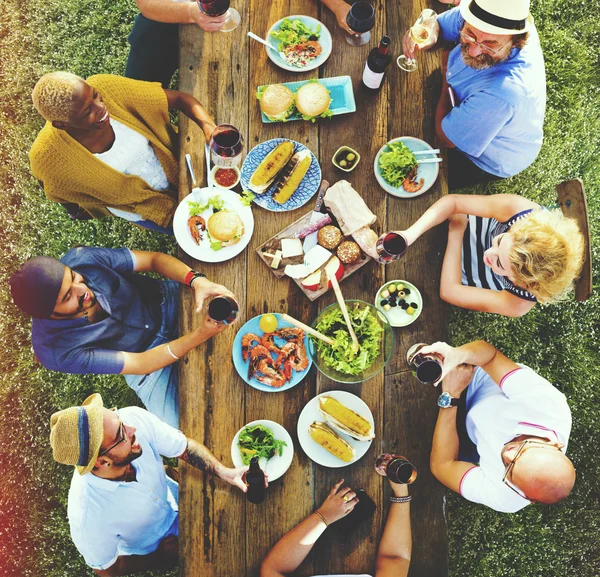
[{"xmin": 232, "ymin": 313, "xmax": 312, "ymax": 392}]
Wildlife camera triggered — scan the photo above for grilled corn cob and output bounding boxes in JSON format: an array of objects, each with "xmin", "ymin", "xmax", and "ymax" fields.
[
  {"xmin": 308, "ymin": 421, "xmax": 355, "ymax": 463},
  {"xmin": 273, "ymin": 151, "xmax": 312, "ymax": 204},
  {"xmin": 318, "ymin": 396, "xmax": 374, "ymax": 442},
  {"xmin": 249, "ymin": 141, "xmax": 295, "ymax": 193}
]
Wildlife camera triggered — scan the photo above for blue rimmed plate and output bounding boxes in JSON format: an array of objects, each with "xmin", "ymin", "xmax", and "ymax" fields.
[
  {"xmin": 374, "ymin": 137, "xmax": 440, "ymax": 198},
  {"xmin": 266, "ymin": 15, "xmax": 332, "ymax": 72},
  {"xmin": 232, "ymin": 313, "xmax": 312, "ymax": 393},
  {"xmin": 240, "ymin": 138, "xmax": 321, "ymax": 212},
  {"xmin": 257, "ymin": 76, "xmax": 356, "ymax": 124}
]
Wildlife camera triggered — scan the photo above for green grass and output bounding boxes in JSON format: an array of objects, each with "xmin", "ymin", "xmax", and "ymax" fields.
[{"xmin": 0, "ymin": 0, "xmax": 599, "ymax": 576}]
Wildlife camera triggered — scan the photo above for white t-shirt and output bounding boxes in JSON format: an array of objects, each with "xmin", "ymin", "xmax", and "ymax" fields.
[
  {"xmin": 67, "ymin": 406, "xmax": 187, "ymax": 570},
  {"xmin": 459, "ymin": 365, "xmax": 572, "ymax": 513},
  {"xmin": 95, "ymin": 119, "xmax": 169, "ymax": 222}
]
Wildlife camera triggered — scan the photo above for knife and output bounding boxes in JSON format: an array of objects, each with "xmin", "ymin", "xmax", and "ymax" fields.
[{"xmin": 302, "ymin": 180, "xmax": 330, "ymax": 252}]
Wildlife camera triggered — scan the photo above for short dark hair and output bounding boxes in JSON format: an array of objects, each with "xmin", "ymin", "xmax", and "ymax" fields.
[{"xmin": 512, "ymin": 32, "xmax": 530, "ymax": 50}]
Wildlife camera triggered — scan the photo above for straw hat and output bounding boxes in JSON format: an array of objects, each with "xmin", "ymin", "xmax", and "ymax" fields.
[
  {"xmin": 50, "ymin": 393, "xmax": 105, "ymax": 475},
  {"xmin": 460, "ymin": 0, "xmax": 533, "ymax": 36}
]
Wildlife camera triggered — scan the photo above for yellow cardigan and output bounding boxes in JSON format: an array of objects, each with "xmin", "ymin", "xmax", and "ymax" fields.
[{"xmin": 29, "ymin": 74, "xmax": 179, "ymax": 228}]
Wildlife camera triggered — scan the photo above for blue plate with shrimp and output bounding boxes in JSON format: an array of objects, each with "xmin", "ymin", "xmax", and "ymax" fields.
[{"xmin": 232, "ymin": 313, "xmax": 312, "ymax": 393}]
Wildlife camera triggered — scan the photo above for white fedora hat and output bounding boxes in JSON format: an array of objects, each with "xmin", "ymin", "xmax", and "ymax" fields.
[{"xmin": 460, "ymin": 0, "xmax": 533, "ymax": 36}]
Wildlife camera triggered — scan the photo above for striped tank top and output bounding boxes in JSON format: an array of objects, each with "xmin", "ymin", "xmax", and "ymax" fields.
[{"xmin": 461, "ymin": 209, "xmax": 537, "ymax": 302}]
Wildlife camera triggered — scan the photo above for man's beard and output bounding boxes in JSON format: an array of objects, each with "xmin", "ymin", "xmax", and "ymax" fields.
[
  {"xmin": 460, "ymin": 42, "xmax": 508, "ymax": 70},
  {"xmin": 112, "ymin": 436, "xmax": 143, "ymax": 467}
]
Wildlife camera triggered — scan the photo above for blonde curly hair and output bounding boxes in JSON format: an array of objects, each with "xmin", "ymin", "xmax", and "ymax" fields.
[
  {"xmin": 508, "ymin": 209, "xmax": 585, "ymax": 303},
  {"xmin": 32, "ymin": 72, "xmax": 84, "ymax": 122}
]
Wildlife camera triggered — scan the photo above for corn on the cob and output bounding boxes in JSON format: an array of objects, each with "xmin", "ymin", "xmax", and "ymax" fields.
[
  {"xmin": 318, "ymin": 396, "xmax": 374, "ymax": 441},
  {"xmin": 273, "ymin": 151, "xmax": 312, "ymax": 204},
  {"xmin": 308, "ymin": 421, "xmax": 355, "ymax": 462},
  {"xmin": 250, "ymin": 141, "xmax": 295, "ymax": 193}
]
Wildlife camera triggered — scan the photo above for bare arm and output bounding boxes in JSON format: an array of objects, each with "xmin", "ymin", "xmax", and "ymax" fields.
[
  {"xmin": 375, "ymin": 483, "xmax": 412, "ymax": 577},
  {"xmin": 94, "ymin": 536, "xmax": 178, "ymax": 576},
  {"xmin": 164, "ymin": 89, "xmax": 216, "ymax": 141},
  {"xmin": 319, "ymin": 0, "xmax": 353, "ymax": 33},
  {"xmin": 136, "ymin": 0, "xmax": 227, "ymax": 30},
  {"xmin": 261, "ymin": 480, "xmax": 358, "ymax": 577},
  {"xmin": 438, "ymin": 215, "xmax": 535, "ymax": 317}
]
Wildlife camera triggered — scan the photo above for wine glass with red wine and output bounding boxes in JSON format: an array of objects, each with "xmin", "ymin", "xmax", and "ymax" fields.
[
  {"xmin": 197, "ymin": 0, "xmax": 241, "ymax": 33},
  {"xmin": 209, "ymin": 124, "xmax": 244, "ymax": 168},
  {"xmin": 376, "ymin": 232, "xmax": 408, "ymax": 263}
]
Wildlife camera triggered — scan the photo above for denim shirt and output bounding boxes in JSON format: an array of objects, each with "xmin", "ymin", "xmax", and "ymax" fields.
[
  {"xmin": 438, "ymin": 8, "xmax": 546, "ymax": 177},
  {"xmin": 32, "ymin": 247, "xmax": 163, "ymax": 374}
]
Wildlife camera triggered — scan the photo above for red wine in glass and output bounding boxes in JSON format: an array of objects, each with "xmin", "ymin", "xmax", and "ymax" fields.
[
  {"xmin": 196, "ymin": 0, "xmax": 240, "ymax": 32},
  {"xmin": 376, "ymin": 232, "xmax": 407, "ymax": 263},
  {"xmin": 346, "ymin": 1, "xmax": 375, "ymax": 46},
  {"xmin": 207, "ymin": 295, "xmax": 239, "ymax": 324},
  {"xmin": 406, "ymin": 343, "xmax": 443, "ymax": 384},
  {"xmin": 375, "ymin": 453, "xmax": 418, "ymax": 484},
  {"xmin": 210, "ymin": 124, "xmax": 244, "ymax": 167}
]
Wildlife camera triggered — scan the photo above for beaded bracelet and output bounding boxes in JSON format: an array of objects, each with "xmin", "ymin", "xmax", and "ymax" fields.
[
  {"xmin": 314, "ymin": 511, "xmax": 329, "ymax": 526},
  {"xmin": 390, "ymin": 495, "xmax": 412, "ymax": 504}
]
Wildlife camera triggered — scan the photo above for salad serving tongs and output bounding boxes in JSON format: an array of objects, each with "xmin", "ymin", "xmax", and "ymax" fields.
[
  {"xmin": 247, "ymin": 32, "xmax": 286, "ymax": 60},
  {"xmin": 327, "ymin": 270, "xmax": 360, "ymax": 354},
  {"xmin": 281, "ymin": 314, "xmax": 334, "ymax": 346}
]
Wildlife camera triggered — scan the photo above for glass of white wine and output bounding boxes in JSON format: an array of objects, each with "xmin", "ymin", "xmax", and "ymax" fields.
[{"xmin": 397, "ymin": 9, "xmax": 438, "ymax": 73}]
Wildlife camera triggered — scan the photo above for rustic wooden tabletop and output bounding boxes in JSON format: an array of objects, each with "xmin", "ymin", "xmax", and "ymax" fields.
[{"xmin": 178, "ymin": 2, "xmax": 448, "ymax": 576}]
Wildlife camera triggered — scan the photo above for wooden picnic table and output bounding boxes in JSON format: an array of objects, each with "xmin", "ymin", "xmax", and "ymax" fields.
[{"xmin": 177, "ymin": 1, "xmax": 448, "ymax": 576}]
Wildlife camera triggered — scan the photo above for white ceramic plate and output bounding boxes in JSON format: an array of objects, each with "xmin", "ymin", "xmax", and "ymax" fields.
[
  {"xmin": 297, "ymin": 391, "xmax": 374, "ymax": 468},
  {"xmin": 266, "ymin": 15, "xmax": 332, "ymax": 73},
  {"xmin": 173, "ymin": 187, "xmax": 254, "ymax": 263},
  {"xmin": 375, "ymin": 280, "xmax": 423, "ymax": 327},
  {"xmin": 231, "ymin": 419, "xmax": 294, "ymax": 482},
  {"xmin": 374, "ymin": 136, "xmax": 440, "ymax": 198}
]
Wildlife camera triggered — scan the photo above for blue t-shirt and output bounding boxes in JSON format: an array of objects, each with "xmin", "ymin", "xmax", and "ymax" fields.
[
  {"xmin": 32, "ymin": 247, "xmax": 164, "ymax": 374},
  {"xmin": 438, "ymin": 8, "xmax": 546, "ymax": 177}
]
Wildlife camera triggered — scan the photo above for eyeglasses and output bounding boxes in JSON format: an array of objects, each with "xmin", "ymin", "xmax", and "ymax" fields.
[
  {"xmin": 459, "ymin": 30, "xmax": 512, "ymax": 56},
  {"xmin": 502, "ymin": 439, "xmax": 560, "ymax": 499},
  {"xmin": 98, "ymin": 409, "xmax": 127, "ymax": 456}
]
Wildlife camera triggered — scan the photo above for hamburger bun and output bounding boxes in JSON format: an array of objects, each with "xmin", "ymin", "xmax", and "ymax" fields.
[
  {"xmin": 259, "ymin": 84, "xmax": 295, "ymax": 121},
  {"xmin": 295, "ymin": 82, "xmax": 331, "ymax": 119},
  {"xmin": 207, "ymin": 210, "xmax": 245, "ymax": 247}
]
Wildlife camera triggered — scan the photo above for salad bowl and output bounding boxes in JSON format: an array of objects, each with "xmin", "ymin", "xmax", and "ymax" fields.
[
  {"xmin": 266, "ymin": 16, "xmax": 332, "ymax": 72},
  {"xmin": 308, "ymin": 300, "xmax": 394, "ymax": 384}
]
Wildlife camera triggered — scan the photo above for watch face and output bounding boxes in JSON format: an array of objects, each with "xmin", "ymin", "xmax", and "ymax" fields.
[{"xmin": 437, "ymin": 392, "xmax": 452, "ymax": 408}]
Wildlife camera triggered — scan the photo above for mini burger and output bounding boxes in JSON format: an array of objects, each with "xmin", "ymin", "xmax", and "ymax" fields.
[
  {"xmin": 207, "ymin": 209, "xmax": 245, "ymax": 247},
  {"xmin": 295, "ymin": 81, "xmax": 332, "ymax": 122},
  {"xmin": 257, "ymin": 84, "xmax": 296, "ymax": 122}
]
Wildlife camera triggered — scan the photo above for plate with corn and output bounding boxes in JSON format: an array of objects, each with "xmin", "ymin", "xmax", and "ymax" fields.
[{"xmin": 297, "ymin": 391, "xmax": 375, "ymax": 468}]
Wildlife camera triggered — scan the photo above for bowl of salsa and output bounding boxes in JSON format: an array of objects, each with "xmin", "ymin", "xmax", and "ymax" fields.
[{"xmin": 211, "ymin": 166, "xmax": 241, "ymax": 189}]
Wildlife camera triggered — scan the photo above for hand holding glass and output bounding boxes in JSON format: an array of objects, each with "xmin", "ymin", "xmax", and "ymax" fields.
[
  {"xmin": 209, "ymin": 124, "xmax": 244, "ymax": 168},
  {"xmin": 197, "ymin": 0, "xmax": 240, "ymax": 33},
  {"xmin": 398, "ymin": 9, "xmax": 438, "ymax": 72},
  {"xmin": 345, "ymin": 2, "xmax": 375, "ymax": 47}
]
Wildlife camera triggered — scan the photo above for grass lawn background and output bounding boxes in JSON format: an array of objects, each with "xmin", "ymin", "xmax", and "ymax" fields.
[{"xmin": 0, "ymin": 0, "xmax": 598, "ymax": 576}]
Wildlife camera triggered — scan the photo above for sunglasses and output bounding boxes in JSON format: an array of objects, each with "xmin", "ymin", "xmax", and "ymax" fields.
[
  {"xmin": 460, "ymin": 30, "xmax": 512, "ymax": 56},
  {"xmin": 98, "ymin": 409, "xmax": 128, "ymax": 456},
  {"xmin": 502, "ymin": 439, "xmax": 561, "ymax": 499}
]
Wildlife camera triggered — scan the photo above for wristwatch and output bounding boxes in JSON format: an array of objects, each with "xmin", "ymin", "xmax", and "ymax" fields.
[
  {"xmin": 184, "ymin": 270, "xmax": 206, "ymax": 288},
  {"xmin": 437, "ymin": 392, "xmax": 460, "ymax": 409}
]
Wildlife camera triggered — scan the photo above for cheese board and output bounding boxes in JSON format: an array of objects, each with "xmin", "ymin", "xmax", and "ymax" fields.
[{"xmin": 256, "ymin": 180, "xmax": 378, "ymax": 301}]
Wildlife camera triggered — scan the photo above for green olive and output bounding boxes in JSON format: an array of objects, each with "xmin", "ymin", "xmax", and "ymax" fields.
[
  {"xmin": 346, "ymin": 153, "xmax": 356, "ymax": 162},
  {"xmin": 339, "ymin": 159, "xmax": 348, "ymax": 167}
]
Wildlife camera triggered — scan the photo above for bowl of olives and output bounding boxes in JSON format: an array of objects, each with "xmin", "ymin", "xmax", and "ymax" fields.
[
  {"xmin": 374, "ymin": 280, "xmax": 423, "ymax": 327},
  {"xmin": 332, "ymin": 146, "xmax": 361, "ymax": 173}
]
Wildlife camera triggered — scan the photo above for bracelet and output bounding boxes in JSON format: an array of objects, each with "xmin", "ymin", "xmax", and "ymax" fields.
[
  {"xmin": 314, "ymin": 511, "xmax": 329, "ymax": 526},
  {"xmin": 184, "ymin": 270, "xmax": 206, "ymax": 288},
  {"xmin": 389, "ymin": 495, "xmax": 412, "ymax": 504},
  {"xmin": 166, "ymin": 343, "xmax": 180, "ymax": 360}
]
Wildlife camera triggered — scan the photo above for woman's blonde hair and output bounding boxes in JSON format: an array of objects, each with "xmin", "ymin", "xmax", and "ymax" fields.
[
  {"xmin": 508, "ymin": 209, "xmax": 585, "ymax": 303},
  {"xmin": 32, "ymin": 71, "xmax": 84, "ymax": 122}
]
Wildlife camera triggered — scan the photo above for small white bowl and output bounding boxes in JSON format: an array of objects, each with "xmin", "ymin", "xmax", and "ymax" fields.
[
  {"xmin": 210, "ymin": 165, "xmax": 241, "ymax": 189},
  {"xmin": 375, "ymin": 279, "xmax": 423, "ymax": 327}
]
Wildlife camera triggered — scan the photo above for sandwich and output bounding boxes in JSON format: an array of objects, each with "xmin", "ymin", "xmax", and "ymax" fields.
[
  {"xmin": 295, "ymin": 80, "xmax": 332, "ymax": 122},
  {"xmin": 207, "ymin": 209, "xmax": 245, "ymax": 248},
  {"xmin": 257, "ymin": 84, "xmax": 296, "ymax": 122}
]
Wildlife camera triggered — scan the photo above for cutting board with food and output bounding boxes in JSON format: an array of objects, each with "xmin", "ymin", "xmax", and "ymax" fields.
[{"xmin": 256, "ymin": 180, "xmax": 380, "ymax": 301}]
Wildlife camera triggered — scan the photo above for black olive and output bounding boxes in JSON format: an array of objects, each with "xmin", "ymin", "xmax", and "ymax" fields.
[
  {"xmin": 410, "ymin": 302, "xmax": 418, "ymax": 308},
  {"xmin": 401, "ymin": 303, "xmax": 409, "ymax": 310},
  {"xmin": 380, "ymin": 299, "xmax": 388, "ymax": 306},
  {"xmin": 399, "ymin": 299, "xmax": 406, "ymax": 305},
  {"xmin": 404, "ymin": 288, "xmax": 411, "ymax": 295},
  {"xmin": 389, "ymin": 301, "xmax": 398, "ymax": 307}
]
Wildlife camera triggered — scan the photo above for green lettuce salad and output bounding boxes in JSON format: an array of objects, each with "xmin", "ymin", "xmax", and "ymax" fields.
[
  {"xmin": 378, "ymin": 141, "xmax": 417, "ymax": 187},
  {"xmin": 238, "ymin": 424, "xmax": 287, "ymax": 466},
  {"xmin": 313, "ymin": 303, "xmax": 384, "ymax": 375},
  {"xmin": 270, "ymin": 18, "xmax": 321, "ymax": 50},
  {"xmin": 187, "ymin": 195, "xmax": 224, "ymax": 216}
]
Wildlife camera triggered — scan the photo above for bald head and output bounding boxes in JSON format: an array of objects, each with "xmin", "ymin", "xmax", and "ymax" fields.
[{"xmin": 512, "ymin": 446, "xmax": 576, "ymax": 504}]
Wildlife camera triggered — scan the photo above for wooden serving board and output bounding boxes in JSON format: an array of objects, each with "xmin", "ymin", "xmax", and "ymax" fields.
[{"xmin": 256, "ymin": 210, "xmax": 374, "ymax": 301}]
